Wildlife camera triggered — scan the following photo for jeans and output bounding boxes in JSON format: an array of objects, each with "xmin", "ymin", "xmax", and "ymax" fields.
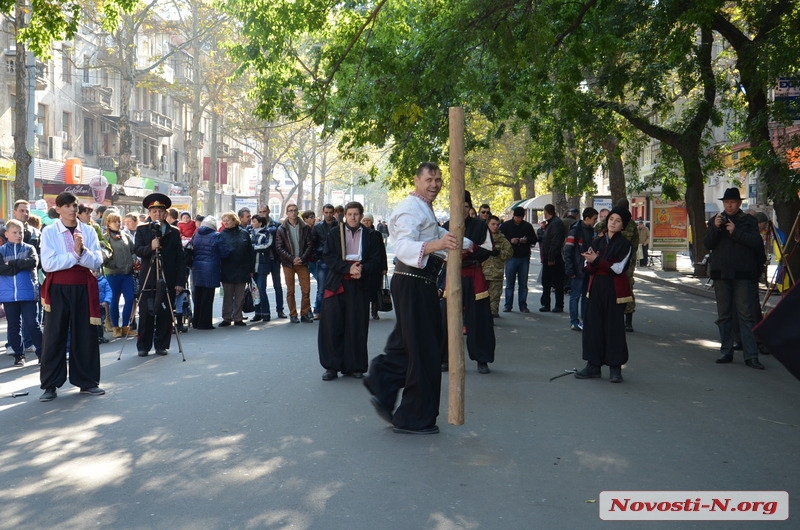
[
  {"xmin": 267, "ymin": 259, "xmax": 284, "ymax": 314},
  {"xmin": 504, "ymin": 257, "xmax": 530, "ymax": 310},
  {"xmin": 569, "ymin": 276, "xmax": 588, "ymax": 327},
  {"xmin": 714, "ymin": 278, "xmax": 759, "ymax": 359},
  {"xmin": 4, "ymin": 300, "xmax": 42, "ymax": 357},
  {"xmin": 106, "ymin": 273, "xmax": 135, "ymax": 327},
  {"xmin": 314, "ymin": 261, "xmax": 329, "ymax": 313},
  {"xmin": 254, "ymin": 270, "xmax": 269, "ymax": 316}
]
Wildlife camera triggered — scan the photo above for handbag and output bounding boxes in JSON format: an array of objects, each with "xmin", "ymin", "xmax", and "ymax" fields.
[
  {"xmin": 242, "ymin": 281, "xmax": 255, "ymax": 313},
  {"xmin": 376, "ymin": 274, "xmax": 393, "ymax": 312}
]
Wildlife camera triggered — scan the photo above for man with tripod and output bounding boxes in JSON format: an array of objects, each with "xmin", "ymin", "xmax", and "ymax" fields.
[{"xmin": 134, "ymin": 193, "xmax": 186, "ymax": 357}]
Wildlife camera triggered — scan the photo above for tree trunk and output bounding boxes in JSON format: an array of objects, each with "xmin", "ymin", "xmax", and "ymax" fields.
[
  {"xmin": 13, "ymin": 18, "xmax": 31, "ymax": 200},
  {"xmin": 602, "ymin": 134, "xmax": 627, "ymax": 205}
]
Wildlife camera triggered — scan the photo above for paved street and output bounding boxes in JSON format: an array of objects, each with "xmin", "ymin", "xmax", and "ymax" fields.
[{"xmin": 1, "ymin": 258, "xmax": 798, "ymax": 529}]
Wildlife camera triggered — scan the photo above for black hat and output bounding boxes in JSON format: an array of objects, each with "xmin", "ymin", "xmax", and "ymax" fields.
[
  {"xmin": 569, "ymin": 207, "xmax": 579, "ymax": 214},
  {"xmin": 719, "ymin": 188, "xmax": 743, "ymax": 201},
  {"xmin": 142, "ymin": 193, "xmax": 171, "ymax": 210},
  {"xmin": 609, "ymin": 205, "xmax": 632, "ymax": 227},
  {"xmin": 513, "ymin": 206, "xmax": 525, "ymax": 217}
]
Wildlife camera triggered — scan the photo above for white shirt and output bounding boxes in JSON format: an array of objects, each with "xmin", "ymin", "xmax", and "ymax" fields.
[
  {"xmin": 389, "ymin": 193, "xmax": 471, "ymax": 268},
  {"xmin": 41, "ymin": 220, "xmax": 104, "ymax": 273}
]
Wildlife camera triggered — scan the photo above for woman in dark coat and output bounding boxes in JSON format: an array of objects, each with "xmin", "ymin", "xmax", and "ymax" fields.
[
  {"xmin": 218, "ymin": 211, "xmax": 255, "ymax": 326},
  {"xmin": 189, "ymin": 217, "xmax": 230, "ymax": 329},
  {"xmin": 575, "ymin": 206, "xmax": 633, "ymax": 383}
]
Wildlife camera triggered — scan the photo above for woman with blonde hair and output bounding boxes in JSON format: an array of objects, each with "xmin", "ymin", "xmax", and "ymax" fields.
[
  {"xmin": 218, "ymin": 211, "xmax": 255, "ymax": 326},
  {"xmin": 102, "ymin": 211, "xmax": 136, "ymax": 337}
]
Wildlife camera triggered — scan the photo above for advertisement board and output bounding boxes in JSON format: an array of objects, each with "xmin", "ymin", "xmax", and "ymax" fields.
[{"xmin": 650, "ymin": 196, "xmax": 688, "ymax": 251}]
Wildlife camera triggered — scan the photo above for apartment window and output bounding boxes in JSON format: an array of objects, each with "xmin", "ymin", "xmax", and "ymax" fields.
[
  {"xmin": 83, "ymin": 56, "xmax": 90, "ymax": 83},
  {"xmin": 62, "ymin": 112, "xmax": 72, "ymax": 149},
  {"xmin": 37, "ymin": 104, "xmax": 48, "ymax": 138},
  {"xmin": 61, "ymin": 48, "xmax": 72, "ymax": 82},
  {"xmin": 84, "ymin": 118, "xmax": 95, "ymax": 155}
]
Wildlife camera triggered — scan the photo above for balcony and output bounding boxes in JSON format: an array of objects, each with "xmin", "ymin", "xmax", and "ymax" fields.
[
  {"xmin": 98, "ymin": 155, "xmax": 117, "ymax": 171},
  {"xmin": 35, "ymin": 61, "xmax": 48, "ymax": 90},
  {"xmin": 82, "ymin": 85, "xmax": 114, "ymax": 115},
  {"xmin": 229, "ymin": 147, "xmax": 242, "ymax": 163},
  {"xmin": 131, "ymin": 109, "xmax": 173, "ymax": 137},
  {"xmin": 216, "ymin": 142, "xmax": 230, "ymax": 158}
]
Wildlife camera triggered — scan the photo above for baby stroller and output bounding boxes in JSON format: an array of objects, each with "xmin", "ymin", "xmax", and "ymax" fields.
[{"xmin": 174, "ymin": 289, "xmax": 193, "ymax": 333}]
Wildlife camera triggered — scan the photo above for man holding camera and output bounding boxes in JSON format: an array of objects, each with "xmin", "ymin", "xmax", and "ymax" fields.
[
  {"xmin": 704, "ymin": 187, "xmax": 766, "ymax": 370},
  {"xmin": 134, "ymin": 193, "xmax": 186, "ymax": 357}
]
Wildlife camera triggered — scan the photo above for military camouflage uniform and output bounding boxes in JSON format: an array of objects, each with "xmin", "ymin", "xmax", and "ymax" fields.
[{"xmin": 482, "ymin": 231, "xmax": 513, "ymax": 316}]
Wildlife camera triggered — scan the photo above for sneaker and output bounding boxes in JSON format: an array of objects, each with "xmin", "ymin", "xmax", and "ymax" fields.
[
  {"xmin": 24, "ymin": 345, "xmax": 36, "ymax": 353},
  {"xmin": 39, "ymin": 387, "xmax": 57, "ymax": 402},
  {"xmin": 13, "ymin": 355, "xmax": 25, "ymax": 366},
  {"xmin": 570, "ymin": 323, "xmax": 583, "ymax": 331},
  {"xmin": 80, "ymin": 387, "xmax": 106, "ymax": 396}
]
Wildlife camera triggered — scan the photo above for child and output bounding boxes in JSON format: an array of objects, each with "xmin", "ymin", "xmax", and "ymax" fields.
[
  {"xmin": 177, "ymin": 211, "xmax": 197, "ymax": 246},
  {"xmin": 0, "ymin": 220, "xmax": 42, "ymax": 366},
  {"xmin": 93, "ymin": 269, "xmax": 113, "ymax": 343}
]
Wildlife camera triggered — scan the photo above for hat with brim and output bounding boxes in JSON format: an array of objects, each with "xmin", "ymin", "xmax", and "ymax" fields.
[
  {"xmin": 719, "ymin": 188, "xmax": 743, "ymax": 201},
  {"xmin": 143, "ymin": 193, "xmax": 171, "ymax": 210}
]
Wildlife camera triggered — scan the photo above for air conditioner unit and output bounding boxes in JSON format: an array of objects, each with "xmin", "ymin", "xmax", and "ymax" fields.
[
  {"xmin": 60, "ymin": 131, "xmax": 69, "ymax": 143},
  {"xmin": 48, "ymin": 136, "xmax": 63, "ymax": 160}
]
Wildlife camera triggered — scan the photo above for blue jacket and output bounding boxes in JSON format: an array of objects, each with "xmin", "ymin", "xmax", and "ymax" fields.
[
  {"xmin": 0, "ymin": 241, "xmax": 39, "ymax": 302},
  {"xmin": 190, "ymin": 226, "xmax": 231, "ymax": 288},
  {"xmin": 97, "ymin": 275, "xmax": 112, "ymax": 305}
]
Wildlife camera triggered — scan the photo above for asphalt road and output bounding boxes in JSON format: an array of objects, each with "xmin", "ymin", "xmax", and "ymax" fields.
[{"xmin": 1, "ymin": 266, "xmax": 798, "ymax": 530}]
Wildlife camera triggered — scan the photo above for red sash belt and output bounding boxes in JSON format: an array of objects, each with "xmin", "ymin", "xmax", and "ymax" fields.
[{"xmin": 41, "ymin": 266, "xmax": 101, "ymax": 325}]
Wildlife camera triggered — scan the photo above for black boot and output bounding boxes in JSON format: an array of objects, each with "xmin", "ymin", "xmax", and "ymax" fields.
[
  {"xmin": 575, "ymin": 362, "xmax": 601, "ymax": 379},
  {"xmin": 625, "ymin": 313, "xmax": 634, "ymax": 332},
  {"xmin": 176, "ymin": 313, "xmax": 188, "ymax": 333}
]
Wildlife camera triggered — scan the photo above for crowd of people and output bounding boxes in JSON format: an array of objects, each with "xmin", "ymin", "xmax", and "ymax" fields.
[{"xmin": 2, "ymin": 172, "xmax": 789, "ymax": 436}]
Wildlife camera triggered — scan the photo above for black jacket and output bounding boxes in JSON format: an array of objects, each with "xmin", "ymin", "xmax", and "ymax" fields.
[
  {"xmin": 499, "ymin": 219, "xmax": 538, "ymax": 259},
  {"xmin": 219, "ymin": 226, "xmax": 256, "ymax": 283},
  {"xmin": 323, "ymin": 224, "xmax": 385, "ymax": 293},
  {"xmin": 134, "ymin": 222, "xmax": 186, "ymax": 290},
  {"xmin": 541, "ymin": 215, "xmax": 566, "ymax": 263},
  {"xmin": 704, "ymin": 210, "xmax": 764, "ymax": 281}
]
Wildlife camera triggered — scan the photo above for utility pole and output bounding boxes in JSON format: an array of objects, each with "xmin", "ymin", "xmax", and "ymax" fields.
[
  {"xmin": 26, "ymin": 49, "xmax": 35, "ymax": 197},
  {"xmin": 207, "ymin": 113, "xmax": 218, "ymax": 215}
]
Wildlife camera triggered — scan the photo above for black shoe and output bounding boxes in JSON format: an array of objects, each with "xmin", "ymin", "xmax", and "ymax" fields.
[
  {"xmin": 278, "ymin": 311, "xmax": 288, "ymax": 319},
  {"xmin": 492, "ymin": 313, "xmax": 499, "ymax": 318},
  {"xmin": 609, "ymin": 366, "xmax": 623, "ymax": 383},
  {"xmin": 130, "ymin": 320, "xmax": 137, "ymax": 331},
  {"xmin": 322, "ymin": 369, "xmax": 338, "ymax": 381},
  {"xmin": 175, "ymin": 324, "xmax": 188, "ymax": 333},
  {"xmin": 218, "ymin": 321, "xmax": 231, "ymax": 327},
  {"xmin": 138, "ymin": 350, "xmax": 149, "ymax": 357},
  {"xmin": 538, "ymin": 306, "xmax": 550, "ymax": 312},
  {"xmin": 301, "ymin": 314, "xmax": 314, "ymax": 323},
  {"xmin": 477, "ymin": 362, "xmax": 490, "ymax": 374},
  {"xmin": 732, "ymin": 342, "xmax": 743, "ymax": 351},
  {"xmin": 351, "ymin": 371, "xmax": 364, "ymax": 379},
  {"xmin": 392, "ymin": 425, "xmax": 440, "ymax": 435},
  {"xmin": 625, "ymin": 325, "xmax": 634, "ymax": 332},
  {"xmin": 233, "ymin": 321, "xmax": 247, "ymax": 326},
  {"xmin": 251, "ymin": 315, "xmax": 263, "ymax": 322},
  {"xmin": 551, "ymin": 307, "xmax": 564, "ymax": 313},
  {"xmin": 520, "ymin": 307, "xmax": 530, "ymax": 313},
  {"xmin": 98, "ymin": 336, "xmax": 109, "ymax": 344},
  {"xmin": 441, "ymin": 363, "xmax": 449, "ymax": 372},
  {"xmin": 13, "ymin": 355, "xmax": 25, "ymax": 366},
  {"xmin": 263, "ymin": 315, "xmax": 271, "ymax": 322},
  {"xmin": 502, "ymin": 307, "xmax": 512, "ymax": 312},
  {"xmin": 80, "ymin": 387, "xmax": 106, "ymax": 395},
  {"xmin": 575, "ymin": 363, "xmax": 601, "ymax": 379},
  {"xmin": 39, "ymin": 387, "xmax": 57, "ymax": 402},
  {"xmin": 716, "ymin": 354, "xmax": 733, "ymax": 364},
  {"xmin": 156, "ymin": 349, "xmax": 168, "ymax": 356},
  {"xmin": 745, "ymin": 358, "xmax": 765, "ymax": 370},
  {"xmin": 369, "ymin": 396, "xmax": 394, "ymax": 425},
  {"xmin": 290, "ymin": 316, "xmax": 300, "ymax": 323}
]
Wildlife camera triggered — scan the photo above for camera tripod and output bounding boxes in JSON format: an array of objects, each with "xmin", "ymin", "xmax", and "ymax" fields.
[{"xmin": 118, "ymin": 246, "xmax": 186, "ymax": 361}]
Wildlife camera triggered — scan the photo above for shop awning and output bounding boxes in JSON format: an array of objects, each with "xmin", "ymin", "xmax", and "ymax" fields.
[
  {"xmin": 520, "ymin": 193, "xmax": 552, "ymax": 210},
  {"xmin": 0, "ymin": 158, "xmax": 15, "ymax": 180},
  {"xmin": 504, "ymin": 199, "xmax": 527, "ymax": 212}
]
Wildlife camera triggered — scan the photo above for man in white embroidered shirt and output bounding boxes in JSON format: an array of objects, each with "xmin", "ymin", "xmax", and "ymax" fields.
[
  {"xmin": 39, "ymin": 192, "xmax": 105, "ymax": 402},
  {"xmin": 364, "ymin": 162, "xmax": 471, "ymax": 434}
]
